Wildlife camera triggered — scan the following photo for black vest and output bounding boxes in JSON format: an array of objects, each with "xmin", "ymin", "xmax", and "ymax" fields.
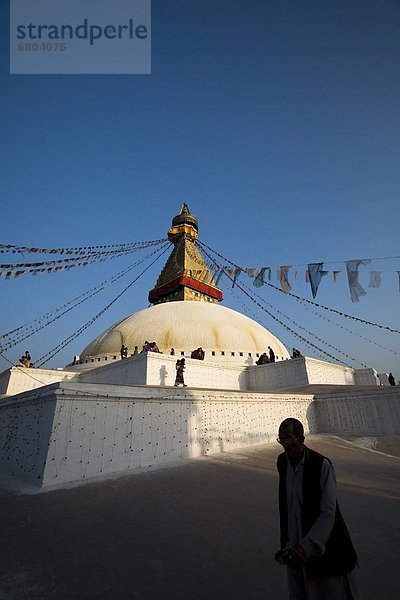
[{"xmin": 277, "ymin": 446, "xmax": 358, "ymax": 579}]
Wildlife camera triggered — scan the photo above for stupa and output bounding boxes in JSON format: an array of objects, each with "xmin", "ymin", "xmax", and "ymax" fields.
[
  {"xmin": 74, "ymin": 204, "xmax": 290, "ymax": 368},
  {"xmin": 1, "ymin": 204, "xmax": 391, "ymax": 490}
]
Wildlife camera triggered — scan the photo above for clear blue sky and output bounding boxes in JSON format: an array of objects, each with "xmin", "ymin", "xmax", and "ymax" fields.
[{"xmin": 1, "ymin": 0, "xmax": 399, "ymax": 377}]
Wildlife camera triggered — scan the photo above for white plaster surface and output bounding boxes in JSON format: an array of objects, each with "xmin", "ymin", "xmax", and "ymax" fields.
[
  {"xmin": 1, "ymin": 381, "xmax": 398, "ymax": 488},
  {"xmin": 144, "ymin": 354, "xmax": 248, "ymax": 390},
  {"xmin": 248, "ymin": 357, "xmax": 378, "ymax": 391},
  {"xmin": 78, "ymin": 301, "xmax": 291, "ymax": 363},
  {"xmin": 76, "ymin": 354, "xmax": 377, "ymax": 392},
  {"xmin": 74, "ymin": 353, "xmax": 245, "ymax": 388},
  {"xmin": 0, "ymin": 367, "xmax": 76, "ymax": 397},
  {"xmin": 377, "ymin": 373, "xmax": 391, "ymax": 386},
  {"xmin": 248, "ymin": 358, "xmax": 309, "ymax": 391},
  {"xmin": 75, "ymin": 354, "xmax": 379, "ymax": 392},
  {"xmin": 0, "ymin": 383, "xmax": 314, "ymax": 486},
  {"xmin": 354, "ymin": 368, "xmax": 379, "ymax": 386},
  {"xmin": 305, "ymin": 358, "xmax": 356, "ymax": 385},
  {"xmin": 313, "ymin": 387, "xmax": 400, "ymax": 435},
  {"xmin": 0, "ymin": 354, "xmax": 379, "ymax": 399},
  {"xmin": 76, "ymin": 353, "xmax": 249, "ymax": 390},
  {"xmin": 76, "ymin": 353, "xmax": 148, "ymax": 386}
]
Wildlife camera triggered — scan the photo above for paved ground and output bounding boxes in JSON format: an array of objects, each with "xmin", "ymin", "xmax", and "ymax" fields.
[{"xmin": 0, "ymin": 435, "xmax": 399, "ymax": 600}]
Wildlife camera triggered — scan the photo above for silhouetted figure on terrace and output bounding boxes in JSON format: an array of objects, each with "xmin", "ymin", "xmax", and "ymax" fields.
[
  {"xmin": 256, "ymin": 353, "xmax": 270, "ymax": 365},
  {"xmin": 268, "ymin": 346, "xmax": 276, "ymax": 363},
  {"xmin": 19, "ymin": 351, "xmax": 31, "ymax": 368},
  {"xmin": 174, "ymin": 358, "xmax": 187, "ymax": 387}
]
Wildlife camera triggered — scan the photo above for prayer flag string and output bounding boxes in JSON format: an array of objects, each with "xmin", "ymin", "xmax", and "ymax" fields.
[
  {"xmin": 0, "ymin": 239, "xmax": 167, "ymax": 278},
  {"xmin": 197, "ymin": 240, "xmax": 400, "ymax": 335},
  {"xmin": 36, "ymin": 245, "xmax": 171, "ymax": 368},
  {"xmin": 199, "ymin": 245, "xmax": 353, "ymax": 366},
  {"xmin": 0, "ymin": 243, "xmax": 170, "ymax": 353},
  {"xmin": 0, "ymin": 239, "xmax": 166, "ymax": 255}
]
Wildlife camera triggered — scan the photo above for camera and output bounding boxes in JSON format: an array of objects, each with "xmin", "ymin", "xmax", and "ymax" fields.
[
  {"xmin": 274, "ymin": 544, "xmax": 307, "ymax": 569},
  {"xmin": 274, "ymin": 547, "xmax": 293, "ymax": 565}
]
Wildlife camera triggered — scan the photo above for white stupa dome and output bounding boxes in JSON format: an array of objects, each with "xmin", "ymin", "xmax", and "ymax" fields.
[
  {"xmin": 78, "ymin": 301, "xmax": 289, "ymax": 364},
  {"xmin": 73, "ymin": 205, "xmax": 290, "ymax": 369}
]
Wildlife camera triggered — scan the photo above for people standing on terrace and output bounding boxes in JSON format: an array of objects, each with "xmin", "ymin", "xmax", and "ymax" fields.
[{"xmin": 174, "ymin": 358, "xmax": 187, "ymax": 387}]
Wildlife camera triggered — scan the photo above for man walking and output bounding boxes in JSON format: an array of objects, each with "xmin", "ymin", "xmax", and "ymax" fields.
[{"xmin": 275, "ymin": 418, "xmax": 358, "ymax": 599}]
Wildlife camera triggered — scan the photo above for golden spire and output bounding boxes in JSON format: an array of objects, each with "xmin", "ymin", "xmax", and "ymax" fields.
[
  {"xmin": 148, "ymin": 204, "xmax": 223, "ymax": 305},
  {"xmin": 167, "ymin": 202, "xmax": 198, "ymax": 241}
]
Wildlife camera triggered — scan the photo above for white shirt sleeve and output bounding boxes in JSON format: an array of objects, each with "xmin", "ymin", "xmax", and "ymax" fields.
[{"xmin": 300, "ymin": 459, "xmax": 337, "ymax": 557}]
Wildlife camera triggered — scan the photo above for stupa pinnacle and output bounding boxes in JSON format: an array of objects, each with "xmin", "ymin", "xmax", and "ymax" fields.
[{"xmin": 148, "ymin": 203, "xmax": 223, "ymax": 304}]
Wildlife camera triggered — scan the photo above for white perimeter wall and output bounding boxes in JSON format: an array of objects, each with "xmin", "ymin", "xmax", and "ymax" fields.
[
  {"xmin": 0, "ymin": 382, "xmax": 398, "ymax": 489},
  {"xmin": 313, "ymin": 387, "xmax": 400, "ymax": 435},
  {"xmin": 354, "ymin": 368, "xmax": 380, "ymax": 386},
  {"xmin": 76, "ymin": 353, "xmax": 249, "ymax": 390},
  {"xmin": 0, "ymin": 355, "xmax": 379, "ymax": 398},
  {"xmin": 248, "ymin": 358, "xmax": 309, "ymax": 390},
  {"xmin": 248, "ymin": 357, "xmax": 378, "ymax": 391},
  {"xmin": 0, "ymin": 384, "xmax": 315, "ymax": 487},
  {"xmin": 76, "ymin": 353, "xmax": 148, "ymax": 386},
  {"xmin": 0, "ymin": 367, "xmax": 76, "ymax": 396},
  {"xmin": 76, "ymin": 354, "xmax": 378, "ymax": 392}
]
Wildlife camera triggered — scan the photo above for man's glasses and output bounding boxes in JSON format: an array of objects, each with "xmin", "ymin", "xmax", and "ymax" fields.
[{"xmin": 276, "ymin": 434, "xmax": 298, "ymax": 445}]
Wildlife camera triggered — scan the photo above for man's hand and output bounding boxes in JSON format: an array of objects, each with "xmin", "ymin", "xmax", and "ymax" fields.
[
  {"xmin": 286, "ymin": 543, "xmax": 308, "ymax": 569},
  {"xmin": 274, "ymin": 543, "xmax": 308, "ymax": 569}
]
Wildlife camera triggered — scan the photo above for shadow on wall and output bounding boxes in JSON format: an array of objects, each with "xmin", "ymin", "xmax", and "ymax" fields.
[
  {"xmin": 0, "ymin": 395, "xmax": 57, "ymax": 486},
  {"xmin": 184, "ymin": 388, "xmax": 314, "ymax": 459},
  {"xmin": 159, "ymin": 365, "xmax": 168, "ymax": 386},
  {"xmin": 268, "ymin": 402, "xmax": 319, "ymax": 438},
  {"xmin": 155, "ymin": 357, "xmax": 250, "ymax": 390},
  {"xmin": 238, "ymin": 369, "xmax": 248, "ymax": 389},
  {"xmin": 306, "ymin": 402, "xmax": 319, "ymax": 435}
]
